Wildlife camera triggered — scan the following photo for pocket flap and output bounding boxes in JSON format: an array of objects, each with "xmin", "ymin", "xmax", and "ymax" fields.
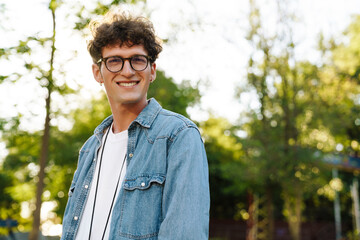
[{"xmin": 123, "ymin": 174, "xmax": 165, "ymax": 190}]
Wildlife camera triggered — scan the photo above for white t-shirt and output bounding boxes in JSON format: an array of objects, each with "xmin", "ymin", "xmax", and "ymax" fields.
[{"xmin": 75, "ymin": 125, "xmax": 128, "ymax": 240}]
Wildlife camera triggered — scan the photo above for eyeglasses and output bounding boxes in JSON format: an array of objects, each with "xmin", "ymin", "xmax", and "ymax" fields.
[{"xmin": 97, "ymin": 55, "xmax": 150, "ymax": 72}]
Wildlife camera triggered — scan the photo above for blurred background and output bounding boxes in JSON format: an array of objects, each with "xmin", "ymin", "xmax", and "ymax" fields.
[{"xmin": 1, "ymin": 0, "xmax": 360, "ymax": 239}]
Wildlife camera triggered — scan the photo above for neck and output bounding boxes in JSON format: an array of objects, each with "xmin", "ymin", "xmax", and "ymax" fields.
[{"xmin": 109, "ymin": 100, "xmax": 148, "ymax": 134}]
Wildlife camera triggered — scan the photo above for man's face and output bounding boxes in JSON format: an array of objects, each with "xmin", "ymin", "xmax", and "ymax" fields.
[{"xmin": 92, "ymin": 44, "xmax": 156, "ymax": 110}]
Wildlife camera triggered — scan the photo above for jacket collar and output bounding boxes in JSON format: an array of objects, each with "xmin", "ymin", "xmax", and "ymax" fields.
[
  {"xmin": 94, "ymin": 98, "xmax": 162, "ymax": 137},
  {"xmin": 132, "ymin": 98, "xmax": 162, "ymax": 129}
]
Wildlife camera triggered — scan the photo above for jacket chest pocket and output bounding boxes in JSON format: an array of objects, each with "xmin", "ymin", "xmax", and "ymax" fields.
[{"xmin": 116, "ymin": 174, "xmax": 166, "ymax": 239}]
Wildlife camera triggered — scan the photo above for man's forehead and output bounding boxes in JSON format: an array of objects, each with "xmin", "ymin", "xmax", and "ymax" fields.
[
  {"xmin": 108, "ymin": 40, "xmax": 143, "ymax": 49},
  {"xmin": 101, "ymin": 44, "xmax": 147, "ymax": 56}
]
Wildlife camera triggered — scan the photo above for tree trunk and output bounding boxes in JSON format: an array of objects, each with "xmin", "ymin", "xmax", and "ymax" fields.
[
  {"xmin": 246, "ymin": 192, "xmax": 258, "ymax": 240},
  {"xmin": 29, "ymin": 92, "xmax": 51, "ymax": 240},
  {"xmin": 265, "ymin": 186, "xmax": 274, "ymax": 240},
  {"xmin": 29, "ymin": 2, "xmax": 56, "ymax": 239},
  {"xmin": 284, "ymin": 188, "xmax": 302, "ymax": 240}
]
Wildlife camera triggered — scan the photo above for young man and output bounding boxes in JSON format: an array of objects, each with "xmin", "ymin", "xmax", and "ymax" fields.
[{"xmin": 61, "ymin": 9, "xmax": 210, "ymax": 240}]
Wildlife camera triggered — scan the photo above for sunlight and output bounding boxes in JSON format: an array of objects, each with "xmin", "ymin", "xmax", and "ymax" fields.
[{"xmin": 2, "ymin": 0, "xmax": 360, "ymax": 238}]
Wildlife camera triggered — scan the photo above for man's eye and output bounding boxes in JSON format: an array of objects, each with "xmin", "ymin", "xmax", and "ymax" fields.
[
  {"xmin": 132, "ymin": 56, "xmax": 147, "ymax": 64},
  {"xmin": 107, "ymin": 57, "xmax": 122, "ymax": 64}
]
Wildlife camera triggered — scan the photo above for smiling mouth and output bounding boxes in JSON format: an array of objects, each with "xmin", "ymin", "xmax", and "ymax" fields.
[{"xmin": 116, "ymin": 81, "xmax": 139, "ymax": 87}]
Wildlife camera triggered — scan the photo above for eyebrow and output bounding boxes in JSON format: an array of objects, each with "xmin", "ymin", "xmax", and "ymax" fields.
[{"xmin": 103, "ymin": 54, "xmax": 146, "ymax": 58}]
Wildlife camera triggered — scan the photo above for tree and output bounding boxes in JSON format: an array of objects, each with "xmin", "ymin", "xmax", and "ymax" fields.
[
  {"xmin": 0, "ymin": 0, "xmax": 74, "ymax": 238},
  {"xmin": 199, "ymin": 117, "xmax": 245, "ymax": 219},
  {"xmin": 316, "ymin": 15, "xmax": 360, "ymax": 237},
  {"xmin": 238, "ymin": 1, "xmax": 335, "ymax": 239},
  {"xmin": 1, "ymin": 117, "xmax": 41, "ymax": 233},
  {"xmin": 148, "ymin": 71, "xmax": 200, "ymax": 118},
  {"xmin": 321, "ymin": 15, "xmax": 360, "ymax": 156},
  {"xmin": 28, "ymin": 2, "xmax": 58, "ymax": 238}
]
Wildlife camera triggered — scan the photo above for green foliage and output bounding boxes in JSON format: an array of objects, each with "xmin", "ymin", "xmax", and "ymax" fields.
[
  {"xmin": 0, "ymin": 1, "xmax": 75, "ymax": 236},
  {"xmin": 2, "ymin": 0, "xmax": 359, "ymax": 237},
  {"xmin": 0, "ymin": 171, "xmax": 20, "ymax": 235},
  {"xmin": 325, "ymin": 15, "xmax": 360, "ymax": 154},
  {"xmin": 148, "ymin": 70, "xmax": 201, "ymax": 118},
  {"xmin": 3, "ymin": 133, "xmax": 41, "ymax": 171},
  {"xmin": 0, "ymin": 172, "xmax": 17, "ymax": 217},
  {"xmin": 49, "ymin": 0, "xmax": 63, "ymax": 11},
  {"xmin": 200, "ymin": 117, "xmax": 245, "ymax": 218},
  {"xmin": 235, "ymin": 1, "xmax": 354, "ymax": 238},
  {"xmin": 0, "ymin": 119, "xmax": 41, "ymax": 222},
  {"xmin": 333, "ymin": 15, "xmax": 360, "ymax": 82},
  {"xmin": 0, "ymin": 48, "xmax": 8, "ymax": 57}
]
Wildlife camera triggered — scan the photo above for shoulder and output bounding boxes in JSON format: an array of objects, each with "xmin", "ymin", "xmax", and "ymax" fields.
[
  {"xmin": 158, "ymin": 109, "xmax": 196, "ymax": 128},
  {"xmin": 150, "ymin": 108, "xmax": 201, "ymax": 141},
  {"xmin": 79, "ymin": 134, "xmax": 98, "ymax": 153}
]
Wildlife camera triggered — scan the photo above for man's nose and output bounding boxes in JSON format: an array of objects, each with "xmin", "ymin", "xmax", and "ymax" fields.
[{"xmin": 120, "ymin": 60, "xmax": 135, "ymax": 76}]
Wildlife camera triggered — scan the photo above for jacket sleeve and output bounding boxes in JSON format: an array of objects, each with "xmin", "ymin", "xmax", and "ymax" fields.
[{"xmin": 158, "ymin": 127, "xmax": 210, "ymax": 240}]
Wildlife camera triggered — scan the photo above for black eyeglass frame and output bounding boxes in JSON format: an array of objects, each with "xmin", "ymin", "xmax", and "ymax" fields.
[{"xmin": 97, "ymin": 55, "xmax": 151, "ymax": 72}]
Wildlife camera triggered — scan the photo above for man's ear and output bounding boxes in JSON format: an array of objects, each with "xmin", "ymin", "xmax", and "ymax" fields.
[
  {"xmin": 92, "ymin": 63, "xmax": 103, "ymax": 84},
  {"xmin": 150, "ymin": 63, "xmax": 156, "ymax": 82}
]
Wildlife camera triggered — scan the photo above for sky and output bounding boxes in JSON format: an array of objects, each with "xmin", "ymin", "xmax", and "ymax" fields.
[{"xmin": 1, "ymin": 0, "xmax": 360, "ymax": 236}]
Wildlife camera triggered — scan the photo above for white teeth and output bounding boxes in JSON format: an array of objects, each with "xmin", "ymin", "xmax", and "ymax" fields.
[{"xmin": 118, "ymin": 82, "xmax": 137, "ymax": 87}]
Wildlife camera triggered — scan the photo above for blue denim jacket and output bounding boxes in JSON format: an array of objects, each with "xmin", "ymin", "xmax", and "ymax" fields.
[{"xmin": 61, "ymin": 98, "xmax": 210, "ymax": 240}]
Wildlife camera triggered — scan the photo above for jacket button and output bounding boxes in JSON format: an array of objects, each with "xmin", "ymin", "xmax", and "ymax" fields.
[
  {"xmin": 129, "ymin": 153, "xmax": 134, "ymax": 158},
  {"xmin": 141, "ymin": 182, "xmax": 145, "ymax": 187},
  {"xmin": 74, "ymin": 216, "xmax": 78, "ymax": 221},
  {"xmin": 84, "ymin": 185, "xmax": 89, "ymax": 189}
]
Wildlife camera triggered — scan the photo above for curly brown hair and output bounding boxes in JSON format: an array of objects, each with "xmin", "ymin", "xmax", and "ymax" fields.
[{"xmin": 87, "ymin": 10, "xmax": 162, "ymax": 64}]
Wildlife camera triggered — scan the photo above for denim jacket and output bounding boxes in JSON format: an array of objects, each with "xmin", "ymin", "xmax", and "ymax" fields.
[{"xmin": 61, "ymin": 98, "xmax": 210, "ymax": 240}]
